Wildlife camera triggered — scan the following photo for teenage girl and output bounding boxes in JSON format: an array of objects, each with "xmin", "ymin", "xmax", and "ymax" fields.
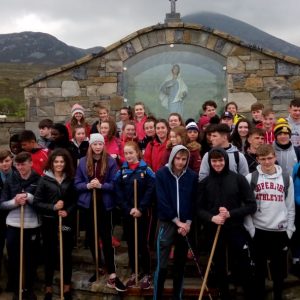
[
  {"xmin": 74, "ymin": 133, "xmax": 126, "ymax": 291},
  {"xmin": 33, "ymin": 149, "xmax": 76, "ymax": 300},
  {"xmin": 114, "ymin": 141, "xmax": 155, "ymax": 289},
  {"xmin": 66, "ymin": 103, "xmax": 90, "ymax": 140}
]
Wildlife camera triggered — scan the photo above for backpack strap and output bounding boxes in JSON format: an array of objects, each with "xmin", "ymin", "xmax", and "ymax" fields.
[
  {"xmin": 250, "ymin": 170, "xmax": 259, "ymax": 192},
  {"xmin": 294, "ymin": 146, "xmax": 300, "ymax": 162},
  {"xmin": 234, "ymin": 151, "xmax": 240, "ymax": 173}
]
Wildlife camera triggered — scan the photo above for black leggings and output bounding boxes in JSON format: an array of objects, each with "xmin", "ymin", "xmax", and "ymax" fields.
[
  {"xmin": 41, "ymin": 217, "xmax": 73, "ymax": 286},
  {"xmin": 86, "ymin": 201, "xmax": 116, "ymax": 274}
]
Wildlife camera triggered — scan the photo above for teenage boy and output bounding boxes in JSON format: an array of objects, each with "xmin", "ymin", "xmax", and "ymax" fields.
[
  {"xmin": 0, "ymin": 150, "xmax": 14, "ymax": 291},
  {"xmin": 287, "ymin": 98, "xmax": 300, "ymax": 147},
  {"xmin": 273, "ymin": 118, "xmax": 300, "ymax": 176},
  {"xmin": 198, "ymin": 124, "xmax": 249, "ymax": 181},
  {"xmin": 37, "ymin": 118, "xmax": 53, "ymax": 148},
  {"xmin": 153, "ymin": 145, "xmax": 198, "ymax": 300},
  {"xmin": 220, "ymin": 111, "xmax": 234, "ymax": 132},
  {"xmin": 197, "ymin": 148, "xmax": 256, "ymax": 300},
  {"xmin": 244, "ymin": 144, "xmax": 295, "ymax": 300},
  {"xmin": 256, "ymin": 108, "xmax": 276, "ymax": 144},
  {"xmin": 0, "ymin": 152, "xmax": 41, "ymax": 300},
  {"xmin": 197, "ymin": 100, "xmax": 218, "ymax": 129},
  {"xmin": 250, "ymin": 102, "xmax": 264, "ymax": 127},
  {"xmin": 19, "ymin": 130, "xmax": 49, "ymax": 176},
  {"xmin": 244, "ymin": 128, "xmax": 265, "ymax": 173}
]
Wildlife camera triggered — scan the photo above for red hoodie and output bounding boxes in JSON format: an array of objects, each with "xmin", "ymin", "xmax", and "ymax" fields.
[
  {"xmin": 134, "ymin": 115, "xmax": 147, "ymax": 141},
  {"xmin": 144, "ymin": 138, "xmax": 168, "ymax": 172},
  {"xmin": 104, "ymin": 136, "xmax": 120, "ymax": 157}
]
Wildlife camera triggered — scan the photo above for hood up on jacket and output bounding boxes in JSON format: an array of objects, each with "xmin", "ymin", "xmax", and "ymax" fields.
[
  {"xmin": 208, "ymin": 147, "xmax": 230, "ymax": 176},
  {"xmin": 167, "ymin": 145, "xmax": 190, "ymax": 174}
]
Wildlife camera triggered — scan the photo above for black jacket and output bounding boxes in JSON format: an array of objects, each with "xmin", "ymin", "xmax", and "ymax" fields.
[
  {"xmin": 33, "ymin": 171, "xmax": 76, "ymax": 223},
  {"xmin": 197, "ymin": 148, "xmax": 256, "ymax": 228}
]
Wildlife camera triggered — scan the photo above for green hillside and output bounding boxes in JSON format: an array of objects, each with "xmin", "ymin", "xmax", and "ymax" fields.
[{"xmin": 0, "ymin": 63, "xmax": 49, "ymax": 116}]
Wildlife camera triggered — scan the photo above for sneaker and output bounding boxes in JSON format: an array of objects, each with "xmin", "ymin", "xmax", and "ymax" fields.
[
  {"xmin": 107, "ymin": 276, "xmax": 127, "ymax": 292},
  {"xmin": 112, "ymin": 236, "xmax": 121, "ymax": 248},
  {"xmin": 126, "ymin": 273, "xmax": 138, "ymax": 288},
  {"xmin": 140, "ymin": 275, "xmax": 151, "ymax": 290},
  {"xmin": 187, "ymin": 249, "xmax": 193, "ymax": 260}
]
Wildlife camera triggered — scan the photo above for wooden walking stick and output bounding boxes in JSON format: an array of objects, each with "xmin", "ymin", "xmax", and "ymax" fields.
[
  {"xmin": 198, "ymin": 225, "xmax": 221, "ymax": 300},
  {"xmin": 19, "ymin": 204, "xmax": 24, "ymax": 300},
  {"xmin": 59, "ymin": 215, "xmax": 64, "ymax": 300},
  {"xmin": 93, "ymin": 188, "xmax": 99, "ymax": 281},
  {"xmin": 134, "ymin": 179, "xmax": 138, "ymax": 287}
]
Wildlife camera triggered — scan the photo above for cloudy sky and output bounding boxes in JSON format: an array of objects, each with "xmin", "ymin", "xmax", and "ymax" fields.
[{"xmin": 0, "ymin": 0, "xmax": 299, "ymax": 49}]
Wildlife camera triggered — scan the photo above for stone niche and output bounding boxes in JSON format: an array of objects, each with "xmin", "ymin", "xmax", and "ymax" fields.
[{"xmin": 23, "ymin": 23, "xmax": 300, "ymax": 130}]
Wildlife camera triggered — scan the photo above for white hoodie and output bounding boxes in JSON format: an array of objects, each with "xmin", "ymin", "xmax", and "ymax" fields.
[{"xmin": 244, "ymin": 165, "xmax": 295, "ymax": 238}]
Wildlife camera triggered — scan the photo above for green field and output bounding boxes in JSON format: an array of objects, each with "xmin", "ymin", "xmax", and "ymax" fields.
[{"xmin": 0, "ymin": 63, "xmax": 50, "ymax": 115}]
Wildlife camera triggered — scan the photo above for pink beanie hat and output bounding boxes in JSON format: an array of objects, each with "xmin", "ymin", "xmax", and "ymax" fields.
[{"xmin": 71, "ymin": 103, "xmax": 85, "ymax": 117}]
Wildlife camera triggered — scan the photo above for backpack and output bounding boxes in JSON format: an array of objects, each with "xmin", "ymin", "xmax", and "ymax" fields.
[{"xmin": 250, "ymin": 169, "xmax": 290, "ymax": 198}]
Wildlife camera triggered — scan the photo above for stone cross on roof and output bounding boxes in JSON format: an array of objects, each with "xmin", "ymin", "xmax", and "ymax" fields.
[{"xmin": 165, "ymin": 0, "xmax": 181, "ymax": 23}]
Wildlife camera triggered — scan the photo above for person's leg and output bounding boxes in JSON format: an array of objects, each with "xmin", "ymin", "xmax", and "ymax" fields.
[
  {"xmin": 253, "ymin": 229, "xmax": 268, "ymax": 300},
  {"xmin": 6, "ymin": 226, "xmax": 19, "ymax": 293},
  {"xmin": 124, "ymin": 216, "xmax": 135, "ymax": 273},
  {"xmin": 227, "ymin": 227, "xmax": 255, "ymax": 300},
  {"xmin": 153, "ymin": 221, "xmax": 175, "ymax": 300},
  {"xmin": 41, "ymin": 218, "xmax": 58, "ymax": 289},
  {"xmin": 270, "ymin": 231, "xmax": 289, "ymax": 300},
  {"xmin": 172, "ymin": 235, "xmax": 188, "ymax": 300},
  {"xmin": 139, "ymin": 214, "xmax": 151, "ymax": 275}
]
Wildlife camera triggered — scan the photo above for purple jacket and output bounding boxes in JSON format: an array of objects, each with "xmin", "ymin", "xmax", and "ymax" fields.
[{"xmin": 74, "ymin": 156, "xmax": 117, "ymax": 210}]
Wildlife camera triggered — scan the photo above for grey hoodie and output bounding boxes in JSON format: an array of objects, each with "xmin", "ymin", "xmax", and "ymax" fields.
[
  {"xmin": 198, "ymin": 144, "xmax": 249, "ymax": 181},
  {"xmin": 273, "ymin": 142, "xmax": 298, "ymax": 176}
]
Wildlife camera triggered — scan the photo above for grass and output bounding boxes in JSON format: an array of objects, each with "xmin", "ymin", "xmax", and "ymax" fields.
[{"xmin": 0, "ymin": 63, "xmax": 52, "ymax": 115}]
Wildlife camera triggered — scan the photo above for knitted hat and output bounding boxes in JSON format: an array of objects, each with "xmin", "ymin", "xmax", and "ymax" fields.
[
  {"xmin": 186, "ymin": 121, "xmax": 199, "ymax": 132},
  {"xmin": 89, "ymin": 133, "xmax": 105, "ymax": 145},
  {"xmin": 71, "ymin": 103, "xmax": 85, "ymax": 117},
  {"xmin": 274, "ymin": 118, "xmax": 291, "ymax": 137}
]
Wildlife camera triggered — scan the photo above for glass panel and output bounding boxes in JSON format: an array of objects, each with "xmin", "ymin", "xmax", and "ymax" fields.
[{"xmin": 123, "ymin": 44, "xmax": 227, "ymax": 120}]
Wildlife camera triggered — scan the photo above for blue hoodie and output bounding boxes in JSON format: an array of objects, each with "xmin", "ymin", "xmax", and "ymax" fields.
[{"xmin": 155, "ymin": 145, "xmax": 198, "ymax": 223}]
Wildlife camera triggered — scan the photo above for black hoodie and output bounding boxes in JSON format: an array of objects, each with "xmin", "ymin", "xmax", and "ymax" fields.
[{"xmin": 197, "ymin": 148, "xmax": 256, "ymax": 228}]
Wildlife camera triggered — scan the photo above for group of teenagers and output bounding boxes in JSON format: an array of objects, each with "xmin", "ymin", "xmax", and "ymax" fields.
[{"xmin": 1, "ymin": 98, "xmax": 300, "ymax": 300}]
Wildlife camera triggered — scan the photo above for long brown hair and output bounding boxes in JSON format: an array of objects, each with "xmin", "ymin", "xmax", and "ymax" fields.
[
  {"xmin": 86, "ymin": 143, "xmax": 109, "ymax": 178},
  {"xmin": 166, "ymin": 126, "xmax": 188, "ymax": 149}
]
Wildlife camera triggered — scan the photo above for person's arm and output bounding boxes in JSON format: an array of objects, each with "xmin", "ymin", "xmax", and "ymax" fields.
[
  {"xmin": 228, "ymin": 175, "xmax": 257, "ymax": 218},
  {"xmin": 138, "ymin": 167, "xmax": 155, "ymax": 213},
  {"xmin": 101, "ymin": 158, "xmax": 118, "ymax": 191},
  {"xmin": 33, "ymin": 178, "xmax": 55, "ymax": 214},
  {"xmin": 286, "ymin": 176, "xmax": 296, "ymax": 239},
  {"xmin": 238, "ymin": 153, "xmax": 249, "ymax": 176},
  {"xmin": 113, "ymin": 170, "xmax": 131, "ymax": 214},
  {"xmin": 74, "ymin": 158, "xmax": 89, "ymax": 191},
  {"xmin": 198, "ymin": 153, "xmax": 209, "ymax": 182},
  {"xmin": 0, "ymin": 182, "xmax": 18, "ymax": 210},
  {"xmin": 197, "ymin": 178, "xmax": 214, "ymax": 222}
]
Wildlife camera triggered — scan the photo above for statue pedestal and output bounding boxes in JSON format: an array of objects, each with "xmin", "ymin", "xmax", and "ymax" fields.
[{"xmin": 165, "ymin": 13, "xmax": 181, "ymax": 23}]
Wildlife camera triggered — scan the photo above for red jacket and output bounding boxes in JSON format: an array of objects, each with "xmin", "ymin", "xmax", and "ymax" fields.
[
  {"xmin": 144, "ymin": 138, "xmax": 168, "ymax": 172},
  {"xmin": 31, "ymin": 148, "xmax": 49, "ymax": 175},
  {"xmin": 256, "ymin": 123, "xmax": 275, "ymax": 144},
  {"xmin": 104, "ymin": 136, "xmax": 120, "ymax": 157},
  {"xmin": 135, "ymin": 115, "xmax": 147, "ymax": 141}
]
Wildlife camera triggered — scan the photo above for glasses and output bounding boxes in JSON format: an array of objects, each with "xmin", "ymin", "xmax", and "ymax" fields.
[{"xmin": 120, "ymin": 113, "xmax": 128, "ymax": 115}]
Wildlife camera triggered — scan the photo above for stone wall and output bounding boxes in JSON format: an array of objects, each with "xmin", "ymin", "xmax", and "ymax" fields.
[
  {"xmin": 23, "ymin": 23, "xmax": 300, "ymax": 128},
  {"xmin": 0, "ymin": 117, "xmax": 25, "ymax": 147}
]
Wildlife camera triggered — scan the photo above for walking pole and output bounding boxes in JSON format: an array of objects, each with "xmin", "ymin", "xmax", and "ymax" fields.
[
  {"xmin": 93, "ymin": 188, "xmax": 99, "ymax": 281},
  {"xmin": 134, "ymin": 179, "xmax": 138, "ymax": 286},
  {"xmin": 185, "ymin": 236, "xmax": 212, "ymax": 300},
  {"xmin": 198, "ymin": 225, "xmax": 221, "ymax": 300},
  {"xmin": 59, "ymin": 215, "xmax": 64, "ymax": 300},
  {"xmin": 19, "ymin": 204, "xmax": 24, "ymax": 300}
]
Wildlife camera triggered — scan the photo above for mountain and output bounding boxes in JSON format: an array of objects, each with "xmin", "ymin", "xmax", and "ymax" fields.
[
  {"xmin": 182, "ymin": 12, "xmax": 300, "ymax": 59},
  {"xmin": 0, "ymin": 31, "xmax": 103, "ymax": 65}
]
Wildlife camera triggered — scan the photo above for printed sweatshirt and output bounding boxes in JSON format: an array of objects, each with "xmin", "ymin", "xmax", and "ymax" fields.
[{"xmin": 244, "ymin": 165, "xmax": 295, "ymax": 238}]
